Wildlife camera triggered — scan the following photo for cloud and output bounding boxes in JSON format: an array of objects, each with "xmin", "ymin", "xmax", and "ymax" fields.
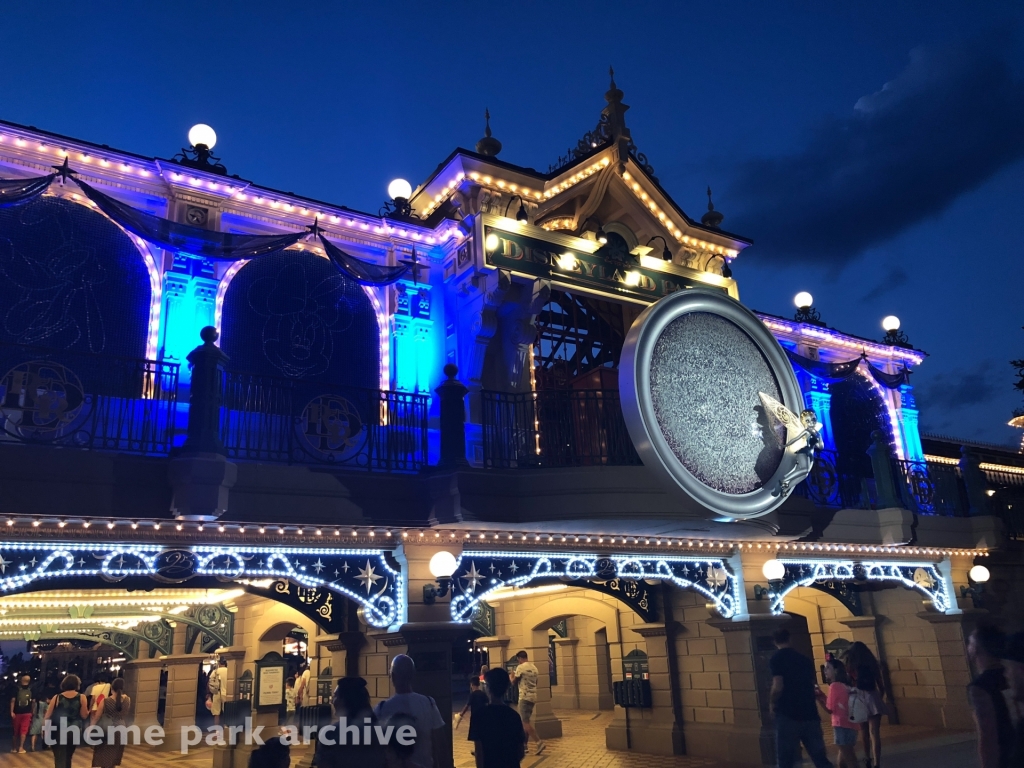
[
  {"xmin": 916, "ymin": 360, "xmax": 1000, "ymax": 412},
  {"xmin": 727, "ymin": 34, "xmax": 1024, "ymax": 267},
  {"xmin": 860, "ymin": 266, "xmax": 909, "ymax": 302}
]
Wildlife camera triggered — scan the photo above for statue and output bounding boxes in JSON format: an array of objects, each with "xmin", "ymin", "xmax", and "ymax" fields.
[{"xmin": 758, "ymin": 392, "xmax": 821, "ymax": 496}]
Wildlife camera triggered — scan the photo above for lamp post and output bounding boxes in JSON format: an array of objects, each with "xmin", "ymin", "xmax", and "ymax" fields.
[
  {"xmin": 423, "ymin": 551, "xmax": 459, "ymax": 604},
  {"xmin": 384, "ymin": 178, "xmax": 414, "ymax": 218},
  {"xmin": 174, "ymin": 124, "xmax": 227, "ymax": 174},
  {"xmin": 794, "ymin": 292, "xmax": 823, "ymax": 325},
  {"xmin": 882, "ymin": 315, "xmax": 911, "ymax": 347},
  {"xmin": 960, "ymin": 564, "xmax": 990, "ymax": 607},
  {"xmin": 646, "ymin": 235, "xmax": 672, "ymax": 261}
]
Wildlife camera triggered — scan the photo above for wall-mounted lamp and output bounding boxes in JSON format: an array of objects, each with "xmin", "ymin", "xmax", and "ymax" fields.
[
  {"xmin": 646, "ymin": 236, "xmax": 672, "ymax": 261},
  {"xmin": 485, "ymin": 233, "xmax": 501, "ymax": 252},
  {"xmin": 754, "ymin": 558, "xmax": 786, "ymax": 601},
  {"xmin": 556, "ymin": 253, "xmax": 577, "ymax": 271},
  {"xmin": 960, "ymin": 564, "xmax": 990, "ymax": 608},
  {"xmin": 423, "ymin": 551, "xmax": 459, "ymax": 605},
  {"xmin": 505, "ymin": 195, "xmax": 529, "ymax": 224}
]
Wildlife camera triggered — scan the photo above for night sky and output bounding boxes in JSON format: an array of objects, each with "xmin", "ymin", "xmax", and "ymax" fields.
[{"xmin": 1, "ymin": 1, "xmax": 1021, "ymax": 446}]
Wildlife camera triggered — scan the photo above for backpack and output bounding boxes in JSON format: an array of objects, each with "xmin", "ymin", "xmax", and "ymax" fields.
[
  {"xmin": 16, "ymin": 686, "xmax": 32, "ymax": 711},
  {"xmin": 208, "ymin": 669, "xmax": 222, "ymax": 695},
  {"xmin": 848, "ymin": 687, "xmax": 870, "ymax": 724}
]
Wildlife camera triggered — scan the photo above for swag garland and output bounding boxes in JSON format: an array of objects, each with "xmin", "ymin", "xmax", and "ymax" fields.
[
  {"xmin": 0, "ymin": 165, "xmax": 409, "ymax": 286},
  {"xmin": 785, "ymin": 349, "xmax": 911, "ymax": 390}
]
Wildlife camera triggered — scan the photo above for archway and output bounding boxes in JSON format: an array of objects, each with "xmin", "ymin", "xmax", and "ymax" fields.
[{"xmin": 830, "ymin": 373, "xmax": 898, "ymax": 476}]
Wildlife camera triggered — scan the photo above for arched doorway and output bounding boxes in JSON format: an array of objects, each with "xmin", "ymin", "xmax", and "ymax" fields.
[{"xmin": 830, "ymin": 374, "xmax": 897, "ymax": 477}]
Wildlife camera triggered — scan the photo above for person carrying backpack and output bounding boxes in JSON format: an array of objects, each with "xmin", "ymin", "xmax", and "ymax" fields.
[
  {"xmin": 10, "ymin": 674, "xmax": 34, "ymax": 753},
  {"xmin": 44, "ymin": 674, "xmax": 90, "ymax": 768}
]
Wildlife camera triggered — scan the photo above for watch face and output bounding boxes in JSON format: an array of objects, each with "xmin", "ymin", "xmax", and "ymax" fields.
[
  {"xmin": 186, "ymin": 206, "xmax": 208, "ymax": 226},
  {"xmin": 620, "ymin": 288, "xmax": 808, "ymax": 520}
]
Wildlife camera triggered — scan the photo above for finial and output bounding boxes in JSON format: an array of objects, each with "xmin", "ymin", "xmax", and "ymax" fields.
[
  {"xmin": 701, "ymin": 185, "xmax": 724, "ymax": 228},
  {"xmin": 609, "ymin": 66, "xmax": 616, "ymax": 89},
  {"xmin": 476, "ymin": 108, "xmax": 502, "ymax": 157}
]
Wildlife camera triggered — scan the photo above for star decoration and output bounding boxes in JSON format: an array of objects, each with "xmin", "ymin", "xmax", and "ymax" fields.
[
  {"xmin": 489, "ymin": 563, "xmax": 496, "ymax": 573},
  {"xmin": 0, "ymin": 554, "xmax": 10, "ymax": 574},
  {"xmin": 76, "ymin": 558, "xmax": 85, "ymax": 568},
  {"xmin": 333, "ymin": 569, "xmax": 340, "ymax": 578},
  {"xmin": 52, "ymin": 157, "xmax": 77, "ymax": 185},
  {"xmin": 400, "ymin": 246, "xmax": 426, "ymax": 284},
  {"xmin": 357, "ymin": 561, "xmax": 382, "ymax": 594},
  {"xmin": 28, "ymin": 557, "xmax": 37, "ymax": 568},
  {"xmin": 509, "ymin": 561, "xmax": 518, "ymax": 574},
  {"xmin": 312, "ymin": 558, "xmax": 325, "ymax": 574},
  {"xmin": 256, "ymin": 559, "xmax": 265, "ymax": 568},
  {"xmin": 115, "ymin": 555, "xmax": 125, "ymax": 569},
  {"xmin": 462, "ymin": 562, "xmax": 484, "ymax": 593},
  {"xmin": 341, "ymin": 562, "xmax": 350, "ymax": 573},
  {"xmin": 307, "ymin": 217, "xmax": 321, "ymax": 238},
  {"xmin": 707, "ymin": 566, "xmax": 729, "ymax": 590},
  {"xmin": 222, "ymin": 557, "xmax": 233, "ymax": 568}
]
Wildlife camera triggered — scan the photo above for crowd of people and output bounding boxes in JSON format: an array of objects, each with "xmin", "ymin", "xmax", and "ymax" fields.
[
  {"xmin": 768, "ymin": 623, "xmax": 1024, "ymax": 768},
  {"xmin": 8, "ymin": 670, "xmax": 131, "ymax": 768}
]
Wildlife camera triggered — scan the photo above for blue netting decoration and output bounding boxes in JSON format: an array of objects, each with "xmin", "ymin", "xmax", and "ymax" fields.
[
  {"xmin": 0, "ymin": 196, "xmax": 151, "ymax": 358},
  {"xmin": 220, "ymin": 250, "xmax": 380, "ymax": 389}
]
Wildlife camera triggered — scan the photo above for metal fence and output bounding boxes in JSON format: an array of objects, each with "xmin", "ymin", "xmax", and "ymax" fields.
[
  {"xmin": 0, "ymin": 341, "xmax": 179, "ymax": 455},
  {"xmin": 480, "ymin": 389, "xmax": 640, "ymax": 469},
  {"xmin": 893, "ymin": 459, "xmax": 970, "ymax": 516},
  {"xmin": 220, "ymin": 371, "xmax": 428, "ymax": 471}
]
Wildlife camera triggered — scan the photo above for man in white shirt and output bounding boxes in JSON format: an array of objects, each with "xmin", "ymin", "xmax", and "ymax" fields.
[
  {"xmin": 207, "ymin": 658, "xmax": 227, "ymax": 725},
  {"xmin": 510, "ymin": 650, "xmax": 545, "ymax": 755},
  {"xmin": 374, "ymin": 654, "xmax": 445, "ymax": 767}
]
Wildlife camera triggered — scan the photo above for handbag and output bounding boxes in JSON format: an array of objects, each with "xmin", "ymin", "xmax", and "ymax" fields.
[{"xmin": 848, "ymin": 687, "xmax": 870, "ymax": 724}]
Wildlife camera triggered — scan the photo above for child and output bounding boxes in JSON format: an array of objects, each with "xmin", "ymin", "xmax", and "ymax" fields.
[
  {"xmin": 455, "ymin": 677, "xmax": 490, "ymax": 756},
  {"xmin": 820, "ymin": 657, "xmax": 858, "ymax": 768},
  {"xmin": 29, "ymin": 693, "xmax": 47, "ymax": 751},
  {"xmin": 285, "ymin": 676, "xmax": 297, "ymax": 724}
]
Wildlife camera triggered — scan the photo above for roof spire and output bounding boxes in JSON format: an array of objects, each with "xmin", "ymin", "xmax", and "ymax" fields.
[
  {"xmin": 701, "ymin": 186, "xmax": 725, "ymax": 228},
  {"xmin": 603, "ymin": 66, "xmax": 629, "ymax": 141},
  {"xmin": 475, "ymin": 108, "xmax": 502, "ymax": 157}
]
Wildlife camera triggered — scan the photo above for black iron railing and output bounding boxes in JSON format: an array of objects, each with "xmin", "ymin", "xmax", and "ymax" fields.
[
  {"xmin": 794, "ymin": 450, "xmax": 873, "ymax": 509},
  {"xmin": 480, "ymin": 389, "xmax": 640, "ymax": 469},
  {"xmin": 893, "ymin": 459, "xmax": 970, "ymax": 516},
  {"xmin": 0, "ymin": 341, "xmax": 178, "ymax": 455},
  {"xmin": 220, "ymin": 371, "xmax": 428, "ymax": 471},
  {"xmin": 982, "ymin": 466, "xmax": 1024, "ymax": 538}
]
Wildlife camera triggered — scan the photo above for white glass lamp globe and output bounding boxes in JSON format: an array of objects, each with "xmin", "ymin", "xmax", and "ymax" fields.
[
  {"xmin": 969, "ymin": 564, "xmax": 991, "ymax": 584},
  {"xmin": 882, "ymin": 315, "xmax": 901, "ymax": 332},
  {"xmin": 762, "ymin": 559, "xmax": 786, "ymax": 581},
  {"xmin": 484, "ymin": 233, "xmax": 501, "ymax": 252},
  {"xmin": 188, "ymin": 124, "xmax": 217, "ymax": 149},
  {"xmin": 794, "ymin": 292, "xmax": 813, "ymax": 310},
  {"xmin": 429, "ymin": 551, "xmax": 458, "ymax": 579},
  {"xmin": 388, "ymin": 178, "xmax": 413, "ymax": 201}
]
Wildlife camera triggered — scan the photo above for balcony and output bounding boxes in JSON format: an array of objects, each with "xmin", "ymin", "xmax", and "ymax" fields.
[{"xmin": 480, "ymin": 389, "xmax": 640, "ymax": 469}]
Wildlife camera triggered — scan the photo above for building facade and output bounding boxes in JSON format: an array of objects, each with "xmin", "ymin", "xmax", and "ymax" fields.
[{"xmin": 0, "ymin": 75, "xmax": 1022, "ymax": 766}]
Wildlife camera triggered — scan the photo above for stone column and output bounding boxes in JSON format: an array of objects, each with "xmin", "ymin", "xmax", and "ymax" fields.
[
  {"xmin": 916, "ymin": 611, "xmax": 980, "ymax": 729},
  {"xmin": 399, "ymin": 622, "xmax": 472, "ymax": 768},
  {"xmin": 551, "ymin": 637, "xmax": 580, "ymax": 709},
  {"xmin": 122, "ymin": 658, "xmax": 165, "ymax": 734},
  {"xmin": 606, "ymin": 623, "xmax": 684, "ymax": 755},
  {"xmin": 157, "ymin": 655, "xmax": 202, "ymax": 753}
]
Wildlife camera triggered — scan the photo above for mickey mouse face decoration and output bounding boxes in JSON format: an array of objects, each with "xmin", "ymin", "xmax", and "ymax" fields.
[{"xmin": 619, "ymin": 288, "xmax": 815, "ymax": 520}]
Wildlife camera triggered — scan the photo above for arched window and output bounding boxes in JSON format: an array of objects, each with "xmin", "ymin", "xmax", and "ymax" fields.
[
  {"xmin": 219, "ymin": 250, "xmax": 380, "ymax": 389},
  {"xmin": 830, "ymin": 375, "xmax": 896, "ymax": 478},
  {"xmin": 0, "ymin": 196, "xmax": 152, "ymax": 357}
]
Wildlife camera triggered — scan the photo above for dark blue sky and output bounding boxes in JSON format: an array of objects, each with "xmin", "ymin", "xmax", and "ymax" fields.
[{"xmin": 1, "ymin": 0, "xmax": 1022, "ymax": 446}]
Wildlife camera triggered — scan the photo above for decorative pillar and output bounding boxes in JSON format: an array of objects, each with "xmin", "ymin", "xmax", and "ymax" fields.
[
  {"xmin": 399, "ymin": 622, "xmax": 472, "ymax": 768},
  {"xmin": 156, "ymin": 656, "xmax": 202, "ymax": 753},
  {"xmin": 898, "ymin": 386, "xmax": 924, "ymax": 463},
  {"xmin": 606, "ymin": 622, "xmax": 684, "ymax": 755},
  {"xmin": 960, "ymin": 447, "xmax": 991, "ymax": 516},
  {"xmin": 169, "ymin": 326, "xmax": 237, "ymax": 521},
  {"xmin": 915, "ymin": 611, "xmax": 981, "ymax": 729},
  {"xmin": 435, "ymin": 364, "xmax": 469, "ymax": 468},
  {"xmin": 868, "ymin": 429, "xmax": 901, "ymax": 509},
  {"xmin": 122, "ymin": 658, "xmax": 164, "ymax": 732}
]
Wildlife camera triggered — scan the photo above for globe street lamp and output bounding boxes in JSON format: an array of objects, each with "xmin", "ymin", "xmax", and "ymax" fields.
[
  {"xmin": 882, "ymin": 315, "xmax": 911, "ymax": 347},
  {"xmin": 793, "ymin": 292, "xmax": 823, "ymax": 325},
  {"xmin": 423, "ymin": 551, "xmax": 459, "ymax": 604}
]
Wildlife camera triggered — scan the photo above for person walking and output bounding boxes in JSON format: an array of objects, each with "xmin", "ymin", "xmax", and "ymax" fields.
[
  {"xmin": 29, "ymin": 692, "xmax": 48, "ymax": 752},
  {"xmin": 820, "ymin": 658, "xmax": 858, "ymax": 768},
  {"xmin": 478, "ymin": 665, "xmax": 490, "ymax": 698},
  {"xmin": 769, "ymin": 627, "xmax": 833, "ymax": 768},
  {"xmin": 295, "ymin": 661, "xmax": 311, "ymax": 708},
  {"xmin": 44, "ymin": 674, "xmax": 89, "ymax": 768},
  {"xmin": 843, "ymin": 642, "xmax": 886, "ymax": 768},
  {"xmin": 999, "ymin": 632, "xmax": 1024, "ymax": 766},
  {"xmin": 456, "ymin": 676, "xmax": 489, "ymax": 754},
  {"xmin": 10, "ymin": 674, "xmax": 34, "ymax": 753},
  {"xmin": 373, "ymin": 656, "xmax": 444, "ymax": 768},
  {"xmin": 318, "ymin": 677, "xmax": 385, "ymax": 768},
  {"xmin": 967, "ymin": 625, "xmax": 1014, "ymax": 768},
  {"xmin": 473, "ymin": 667, "xmax": 527, "ymax": 768},
  {"xmin": 90, "ymin": 677, "xmax": 130, "ymax": 768},
  {"xmin": 509, "ymin": 651, "xmax": 544, "ymax": 755}
]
